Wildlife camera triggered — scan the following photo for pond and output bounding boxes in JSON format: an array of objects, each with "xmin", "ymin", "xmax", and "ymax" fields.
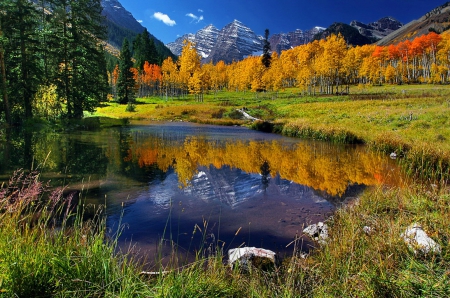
[{"xmin": 0, "ymin": 120, "xmax": 403, "ymax": 266}]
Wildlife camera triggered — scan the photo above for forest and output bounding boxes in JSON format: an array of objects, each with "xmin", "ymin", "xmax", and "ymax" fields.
[
  {"xmin": 0, "ymin": 0, "xmax": 167, "ymax": 124},
  {"xmin": 110, "ymin": 31, "xmax": 450, "ymax": 102},
  {"xmin": 2, "ymin": 0, "xmax": 450, "ymax": 125}
]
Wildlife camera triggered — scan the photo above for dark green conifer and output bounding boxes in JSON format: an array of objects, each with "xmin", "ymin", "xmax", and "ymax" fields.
[{"xmin": 117, "ymin": 38, "xmax": 135, "ymax": 104}]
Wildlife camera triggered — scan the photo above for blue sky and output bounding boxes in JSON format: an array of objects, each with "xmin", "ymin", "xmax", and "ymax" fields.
[{"xmin": 119, "ymin": 0, "xmax": 447, "ymax": 44}]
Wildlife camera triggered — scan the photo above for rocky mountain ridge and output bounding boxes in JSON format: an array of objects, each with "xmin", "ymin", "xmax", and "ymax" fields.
[
  {"xmin": 269, "ymin": 27, "xmax": 325, "ymax": 54},
  {"xmin": 166, "ymin": 16, "xmax": 404, "ymax": 62},
  {"xmin": 206, "ymin": 20, "xmax": 264, "ymax": 64},
  {"xmin": 167, "ymin": 20, "xmax": 264, "ymax": 64},
  {"xmin": 101, "ymin": 0, "xmax": 145, "ymax": 34},
  {"xmin": 377, "ymin": 2, "xmax": 450, "ymax": 45},
  {"xmin": 350, "ymin": 17, "xmax": 403, "ymax": 41}
]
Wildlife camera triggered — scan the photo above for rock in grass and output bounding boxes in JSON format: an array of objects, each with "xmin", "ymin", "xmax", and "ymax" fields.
[
  {"xmin": 401, "ymin": 223, "xmax": 441, "ymax": 255},
  {"xmin": 228, "ymin": 247, "xmax": 277, "ymax": 270},
  {"xmin": 303, "ymin": 222, "xmax": 329, "ymax": 244},
  {"xmin": 363, "ymin": 226, "xmax": 374, "ymax": 235}
]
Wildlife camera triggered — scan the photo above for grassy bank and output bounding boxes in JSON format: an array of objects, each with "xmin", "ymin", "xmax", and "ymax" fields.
[
  {"xmin": 0, "ymin": 171, "xmax": 152, "ymax": 297},
  {"xmin": 92, "ymin": 84, "xmax": 450, "ymax": 181},
  {"xmin": 1, "ymin": 171, "xmax": 448, "ymax": 297},
  {"xmin": 2, "ymin": 84, "xmax": 446, "ymax": 296}
]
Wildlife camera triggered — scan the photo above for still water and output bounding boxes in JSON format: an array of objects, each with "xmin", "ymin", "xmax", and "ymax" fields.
[{"xmin": 0, "ymin": 120, "xmax": 403, "ymax": 264}]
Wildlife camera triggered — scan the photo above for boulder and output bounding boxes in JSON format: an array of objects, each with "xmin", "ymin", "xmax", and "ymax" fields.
[
  {"xmin": 228, "ymin": 247, "xmax": 277, "ymax": 270},
  {"xmin": 401, "ymin": 223, "xmax": 441, "ymax": 255},
  {"xmin": 303, "ymin": 222, "xmax": 329, "ymax": 244}
]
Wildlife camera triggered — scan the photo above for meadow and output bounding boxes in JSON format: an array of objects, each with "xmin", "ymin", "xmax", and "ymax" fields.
[
  {"xmin": 94, "ymin": 84, "xmax": 450, "ymax": 181},
  {"xmin": 0, "ymin": 84, "xmax": 448, "ymax": 297}
]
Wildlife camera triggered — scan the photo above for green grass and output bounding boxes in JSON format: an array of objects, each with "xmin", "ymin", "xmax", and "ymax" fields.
[
  {"xmin": 92, "ymin": 84, "xmax": 450, "ymax": 181},
  {"xmin": 0, "ymin": 171, "xmax": 152, "ymax": 297},
  {"xmin": 0, "ymin": 170, "xmax": 449, "ymax": 297},
  {"xmin": 4, "ymin": 84, "xmax": 445, "ymax": 296}
]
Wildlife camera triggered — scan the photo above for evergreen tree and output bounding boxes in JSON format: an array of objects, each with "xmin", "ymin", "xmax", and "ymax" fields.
[
  {"xmin": 262, "ymin": 29, "xmax": 272, "ymax": 68},
  {"xmin": 117, "ymin": 38, "xmax": 135, "ymax": 104},
  {"xmin": 46, "ymin": 0, "xmax": 107, "ymax": 119},
  {"xmin": 0, "ymin": 1, "xmax": 12, "ymax": 124},
  {"xmin": 1, "ymin": 0, "xmax": 42, "ymax": 122},
  {"xmin": 133, "ymin": 29, "xmax": 159, "ymax": 70}
]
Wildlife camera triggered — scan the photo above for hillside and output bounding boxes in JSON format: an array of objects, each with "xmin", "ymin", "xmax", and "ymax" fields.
[
  {"xmin": 101, "ymin": 0, "xmax": 175, "ymax": 61},
  {"xmin": 377, "ymin": 2, "xmax": 450, "ymax": 45},
  {"xmin": 314, "ymin": 22, "xmax": 373, "ymax": 46}
]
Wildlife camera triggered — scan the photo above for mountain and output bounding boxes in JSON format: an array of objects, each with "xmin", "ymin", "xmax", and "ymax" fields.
[
  {"xmin": 166, "ymin": 24, "xmax": 220, "ymax": 59},
  {"xmin": 206, "ymin": 20, "xmax": 264, "ymax": 64},
  {"xmin": 269, "ymin": 27, "xmax": 325, "ymax": 54},
  {"xmin": 350, "ymin": 17, "xmax": 403, "ymax": 42},
  {"xmin": 314, "ymin": 22, "xmax": 373, "ymax": 46},
  {"xmin": 377, "ymin": 2, "xmax": 450, "ymax": 46},
  {"xmin": 101, "ymin": 0, "xmax": 145, "ymax": 34},
  {"xmin": 167, "ymin": 20, "xmax": 263, "ymax": 64},
  {"xmin": 101, "ymin": 0, "xmax": 174, "ymax": 61},
  {"xmin": 166, "ymin": 34, "xmax": 196, "ymax": 57}
]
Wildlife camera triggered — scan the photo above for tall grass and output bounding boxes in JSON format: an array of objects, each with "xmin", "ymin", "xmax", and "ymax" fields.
[
  {"xmin": 310, "ymin": 184, "xmax": 450, "ymax": 297},
  {"xmin": 150, "ymin": 178, "xmax": 450, "ymax": 297},
  {"xmin": 0, "ymin": 170, "xmax": 448, "ymax": 297},
  {"xmin": 0, "ymin": 170, "xmax": 152, "ymax": 297}
]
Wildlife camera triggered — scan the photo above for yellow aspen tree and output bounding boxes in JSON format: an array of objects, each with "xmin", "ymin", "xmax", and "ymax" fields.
[
  {"xmin": 321, "ymin": 34, "xmax": 347, "ymax": 94},
  {"xmin": 161, "ymin": 56, "xmax": 178, "ymax": 100},
  {"xmin": 178, "ymin": 40, "xmax": 201, "ymax": 97}
]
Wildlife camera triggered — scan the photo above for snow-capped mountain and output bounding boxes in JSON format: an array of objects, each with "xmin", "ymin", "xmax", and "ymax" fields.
[
  {"xmin": 167, "ymin": 21, "xmax": 327, "ymax": 62},
  {"xmin": 206, "ymin": 20, "xmax": 264, "ymax": 64},
  {"xmin": 350, "ymin": 17, "xmax": 403, "ymax": 41},
  {"xmin": 167, "ymin": 24, "xmax": 220, "ymax": 59},
  {"xmin": 195, "ymin": 25, "xmax": 220, "ymax": 59},
  {"xmin": 166, "ymin": 34, "xmax": 196, "ymax": 57},
  {"xmin": 269, "ymin": 27, "xmax": 325, "ymax": 54},
  {"xmin": 167, "ymin": 20, "xmax": 263, "ymax": 64}
]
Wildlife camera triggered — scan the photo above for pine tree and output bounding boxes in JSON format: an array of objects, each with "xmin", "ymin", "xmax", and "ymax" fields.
[
  {"xmin": 1, "ymin": 0, "xmax": 42, "ymax": 122},
  {"xmin": 69, "ymin": 0, "xmax": 108, "ymax": 118},
  {"xmin": 133, "ymin": 29, "xmax": 159, "ymax": 70},
  {"xmin": 117, "ymin": 38, "xmax": 135, "ymax": 104},
  {"xmin": 46, "ymin": 0, "xmax": 107, "ymax": 119},
  {"xmin": 262, "ymin": 29, "xmax": 271, "ymax": 68},
  {"xmin": 0, "ymin": 1, "xmax": 12, "ymax": 124}
]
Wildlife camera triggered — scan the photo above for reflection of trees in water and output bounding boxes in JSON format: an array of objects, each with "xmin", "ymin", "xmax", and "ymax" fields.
[
  {"xmin": 0, "ymin": 127, "xmax": 402, "ymax": 198},
  {"xmin": 260, "ymin": 160, "xmax": 270, "ymax": 192},
  {"xmin": 128, "ymin": 136, "xmax": 402, "ymax": 197},
  {"xmin": 0, "ymin": 128, "xmax": 33, "ymax": 171},
  {"xmin": 0, "ymin": 128, "xmax": 108, "ymax": 180},
  {"xmin": 118, "ymin": 130, "xmax": 167, "ymax": 183}
]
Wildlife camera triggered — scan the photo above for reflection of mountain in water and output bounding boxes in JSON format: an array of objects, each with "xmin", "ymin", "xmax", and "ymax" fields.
[{"xmin": 145, "ymin": 165, "xmax": 331, "ymax": 208}]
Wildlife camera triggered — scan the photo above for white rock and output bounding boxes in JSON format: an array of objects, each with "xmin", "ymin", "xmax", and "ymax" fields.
[
  {"xmin": 401, "ymin": 223, "xmax": 441, "ymax": 255},
  {"xmin": 390, "ymin": 152, "xmax": 397, "ymax": 159},
  {"xmin": 228, "ymin": 247, "xmax": 276, "ymax": 266},
  {"xmin": 363, "ymin": 226, "xmax": 373, "ymax": 235},
  {"xmin": 303, "ymin": 222, "xmax": 329, "ymax": 244}
]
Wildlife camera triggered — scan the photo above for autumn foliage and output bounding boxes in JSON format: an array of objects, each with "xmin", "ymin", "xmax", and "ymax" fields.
[
  {"xmin": 124, "ymin": 135, "xmax": 401, "ymax": 196},
  {"xmin": 110, "ymin": 32, "xmax": 450, "ymax": 99}
]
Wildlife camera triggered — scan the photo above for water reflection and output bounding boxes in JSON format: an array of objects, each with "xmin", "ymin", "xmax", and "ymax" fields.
[
  {"xmin": 0, "ymin": 122, "xmax": 403, "ymax": 260},
  {"xmin": 124, "ymin": 130, "xmax": 401, "ymax": 198}
]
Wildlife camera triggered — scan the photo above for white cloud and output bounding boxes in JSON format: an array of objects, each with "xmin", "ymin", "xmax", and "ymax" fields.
[
  {"xmin": 153, "ymin": 12, "xmax": 176, "ymax": 26},
  {"xmin": 186, "ymin": 12, "xmax": 204, "ymax": 23},
  {"xmin": 198, "ymin": 9, "xmax": 203, "ymax": 13},
  {"xmin": 137, "ymin": 20, "xmax": 143, "ymax": 23}
]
